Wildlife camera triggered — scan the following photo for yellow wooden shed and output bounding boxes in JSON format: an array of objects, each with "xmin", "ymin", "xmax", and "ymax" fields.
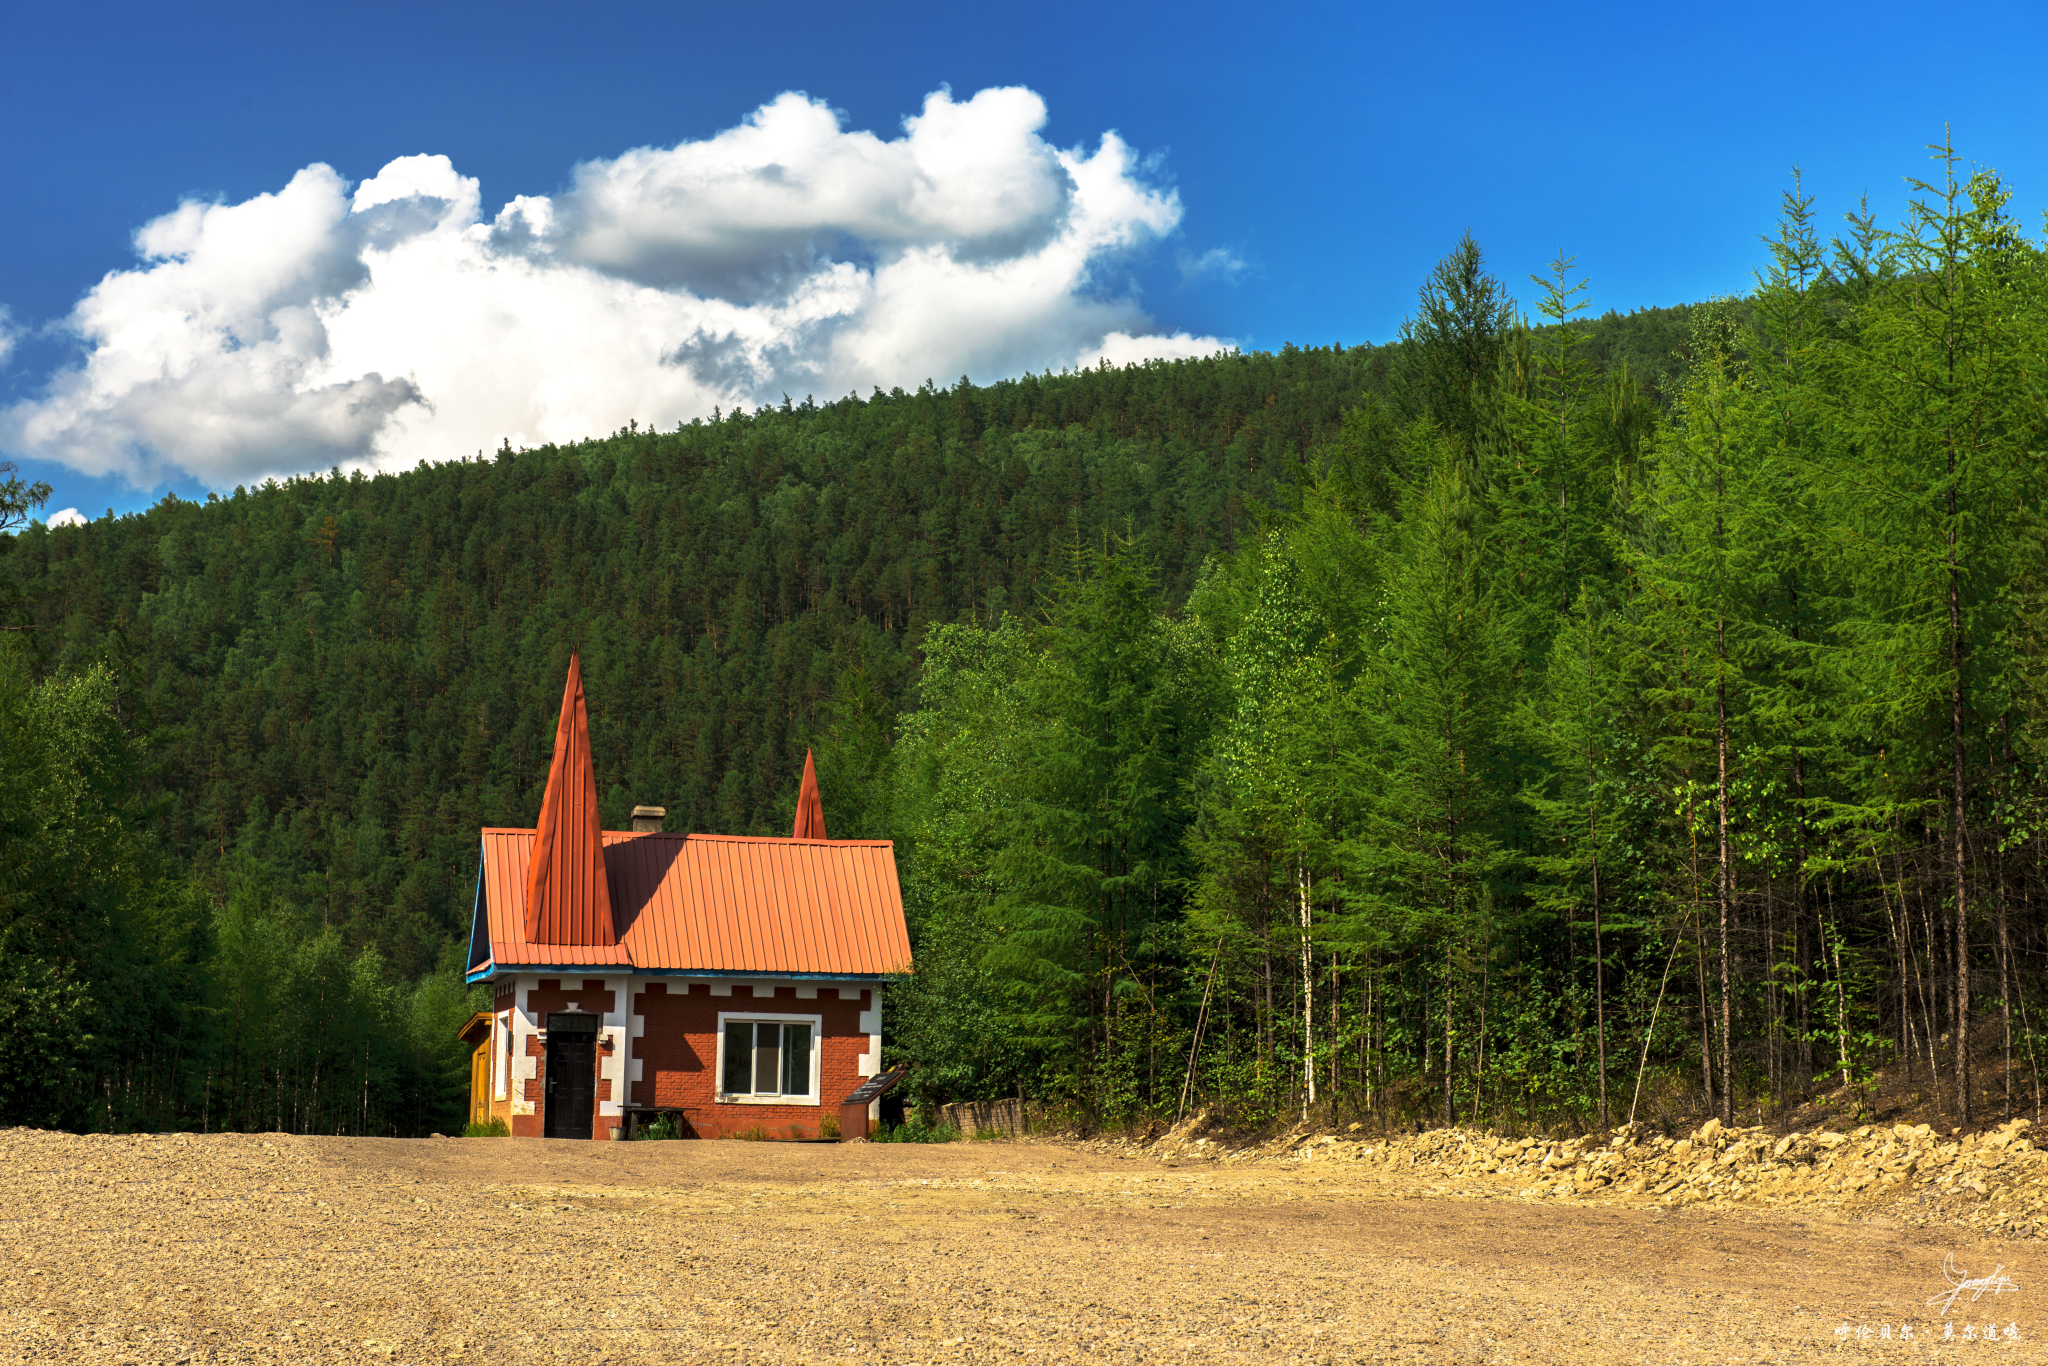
[{"xmin": 457, "ymin": 1011, "xmax": 494, "ymax": 1129}]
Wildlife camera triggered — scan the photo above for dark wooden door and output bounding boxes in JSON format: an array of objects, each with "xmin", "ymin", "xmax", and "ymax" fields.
[{"xmin": 543, "ymin": 1017, "xmax": 597, "ymax": 1140}]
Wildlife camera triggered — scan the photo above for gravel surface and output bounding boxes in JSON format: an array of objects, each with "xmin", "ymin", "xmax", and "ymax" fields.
[
  {"xmin": 1146, "ymin": 1115, "xmax": 2048, "ymax": 1236},
  {"xmin": 3, "ymin": 1125, "xmax": 2041, "ymax": 1363}
]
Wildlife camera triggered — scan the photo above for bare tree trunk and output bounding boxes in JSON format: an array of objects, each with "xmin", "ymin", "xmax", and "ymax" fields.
[
  {"xmin": 1943, "ymin": 224, "xmax": 1971, "ymax": 1128},
  {"xmin": 1175, "ymin": 937, "xmax": 1224, "ymax": 1127},
  {"xmin": 1475, "ymin": 949, "xmax": 1489, "ymax": 1125},
  {"xmin": 1787, "ymin": 580, "xmax": 1808, "ymax": 1112},
  {"xmin": 1796, "ymin": 858, "xmax": 1813, "ymax": 1077},
  {"xmin": 1442, "ymin": 959, "xmax": 1455, "ymax": 1127},
  {"xmin": 1717, "ymin": 615, "xmax": 1735, "ymax": 1126},
  {"xmin": 1298, "ymin": 866, "xmax": 1314, "ymax": 1122},
  {"xmin": 2000, "ymin": 892, "xmax": 2013, "ymax": 1118},
  {"xmin": 1594, "ymin": 853, "xmax": 1607, "ymax": 1129},
  {"xmin": 1629, "ymin": 919, "xmax": 1684, "ymax": 1126},
  {"xmin": 1585, "ymin": 615, "xmax": 1606, "ymax": 1129},
  {"xmin": 1691, "ymin": 795, "xmax": 1715, "ymax": 1115},
  {"xmin": 1876, "ymin": 854, "xmax": 1919, "ymax": 1092},
  {"xmin": 1910, "ymin": 847, "xmax": 1945, "ymax": 1093},
  {"xmin": 1697, "ymin": 928, "xmax": 1715, "ymax": 1115},
  {"xmin": 1830, "ymin": 901, "xmax": 1852, "ymax": 1092},
  {"xmin": 2013, "ymin": 876, "xmax": 2042, "ymax": 1128},
  {"xmin": 1360, "ymin": 958, "xmax": 1372, "ymax": 1110},
  {"xmin": 1260, "ymin": 880, "xmax": 1274, "ymax": 1083},
  {"xmin": 1765, "ymin": 873, "xmax": 1779, "ymax": 1121},
  {"xmin": 1421, "ymin": 966, "xmax": 1430, "ymax": 1106},
  {"xmin": 1330, "ymin": 954, "xmax": 1340, "ymax": 1100},
  {"xmin": 2000, "ymin": 717, "xmax": 2015, "ymax": 1118},
  {"xmin": 1954, "ymin": 683, "xmax": 1971, "ymax": 1126}
]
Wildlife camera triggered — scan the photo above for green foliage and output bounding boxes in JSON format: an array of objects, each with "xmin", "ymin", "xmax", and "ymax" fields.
[
  {"xmin": 0, "ymin": 641, "xmax": 478, "ymax": 1134},
  {"xmin": 888, "ymin": 534, "xmax": 1221, "ymax": 1119},
  {"xmin": 6, "ymin": 354, "xmax": 1379, "ymax": 974},
  {"xmin": 207, "ymin": 856, "xmax": 481, "ymax": 1136},
  {"xmin": 869, "ymin": 1116, "xmax": 959, "ymax": 1143},
  {"xmin": 34, "ymin": 155, "xmax": 2042, "ymax": 1143},
  {"xmin": 0, "ymin": 460, "xmax": 50, "ymax": 635},
  {"xmin": 0, "ymin": 461, "xmax": 52, "ymax": 535},
  {"xmin": 1403, "ymin": 231, "xmax": 1517, "ymax": 473},
  {"xmin": 885, "ymin": 145, "xmax": 2048, "ymax": 1139},
  {"xmin": 0, "ymin": 655, "xmax": 171, "ymax": 1128},
  {"xmin": 0, "ymin": 955, "xmax": 93, "ymax": 1128},
  {"xmin": 976, "ymin": 537, "xmax": 1216, "ymax": 1050},
  {"xmin": 886, "ymin": 620, "xmax": 1043, "ymax": 1105},
  {"xmin": 464, "ymin": 1116, "xmax": 511, "ymax": 1137}
]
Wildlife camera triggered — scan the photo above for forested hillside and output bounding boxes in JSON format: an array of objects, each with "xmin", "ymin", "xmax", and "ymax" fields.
[
  {"xmin": 10, "ymin": 351, "xmax": 1388, "ymax": 967},
  {"xmin": 13, "ymin": 151, "xmax": 2009, "ymax": 1143},
  {"xmin": 4, "ymin": 340, "xmax": 1457, "ymax": 1130},
  {"xmin": 880, "ymin": 153, "xmax": 2048, "ymax": 1139}
]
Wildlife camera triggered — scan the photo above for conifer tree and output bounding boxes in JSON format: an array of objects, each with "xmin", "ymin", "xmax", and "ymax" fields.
[
  {"xmin": 1518, "ymin": 589, "xmax": 1627, "ymax": 1124},
  {"xmin": 1403, "ymin": 233, "xmax": 1517, "ymax": 475},
  {"xmin": 1627, "ymin": 303, "xmax": 1785, "ymax": 1122},
  {"xmin": 1736, "ymin": 173, "xmax": 1839, "ymax": 1102},
  {"xmin": 975, "ymin": 538, "xmax": 1215, "ymax": 1107},
  {"xmin": 1348, "ymin": 444, "xmax": 1515, "ymax": 1124},
  {"xmin": 1186, "ymin": 502, "xmax": 1367, "ymax": 1116},
  {"xmin": 1819, "ymin": 142, "xmax": 2038, "ymax": 1122},
  {"xmin": 1494, "ymin": 252, "xmax": 1626, "ymax": 672}
]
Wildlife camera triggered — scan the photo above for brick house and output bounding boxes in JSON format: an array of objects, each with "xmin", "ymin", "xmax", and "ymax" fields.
[{"xmin": 463, "ymin": 654, "xmax": 912, "ymax": 1140}]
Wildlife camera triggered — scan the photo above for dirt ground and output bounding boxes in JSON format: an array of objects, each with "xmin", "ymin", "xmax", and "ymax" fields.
[{"xmin": 3, "ymin": 1127, "xmax": 2042, "ymax": 1365}]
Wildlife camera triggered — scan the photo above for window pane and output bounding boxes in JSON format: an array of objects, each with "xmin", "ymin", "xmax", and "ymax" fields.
[
  {"xmin": 753, "ymin": 1024, "xmax": 780, "ymax": 1094},
  {"xmin": 781, "ymin": 1024, "xmax": 811, "ymax": 1096},
  {"xmin": 722, "ymin": 1021, "xmax": 752, "ymax": 1094}
]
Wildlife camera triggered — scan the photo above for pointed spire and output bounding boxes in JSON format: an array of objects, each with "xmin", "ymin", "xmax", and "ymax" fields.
[
  {"xmin": 793, "ymin": 748, "xmax": 829, "ymax": 840},
  {"xmin": 525, "ymin": 654, "xmax": 616, "ymax": 945}
]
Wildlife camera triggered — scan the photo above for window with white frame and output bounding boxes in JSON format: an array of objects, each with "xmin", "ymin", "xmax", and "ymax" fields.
[{"xmin": 717, "ymin": 1014, "xmax": 820, "ymax": 1102}]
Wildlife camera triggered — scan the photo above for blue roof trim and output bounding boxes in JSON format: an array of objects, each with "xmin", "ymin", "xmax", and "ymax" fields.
[
  {"xmin": 463, "ymin": 964, "xmax": 889, "ymax": 985},
  {"xmin": 627, "ymin": 968, "xmax": 890, "ymax": 981},
  {"xmin": 464, "ymin": 841, "xmax": 489, "ymax": 976}
]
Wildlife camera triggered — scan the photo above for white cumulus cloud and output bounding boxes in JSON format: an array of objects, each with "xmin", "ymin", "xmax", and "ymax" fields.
[
  {"xmin": 1, "ymin": 87, "xmax": 1227, "ymax": 489},
  {"xmin": 46, "ymin": 508, "xmax": 86, "ymax": 527},
  {"xmin": 1177, "ymin": 246, "xmax": 1247, "ymax": 285},
  {"xmin": 1077, "ymin": 331, "xmax": 1225, "ymax": 369}
]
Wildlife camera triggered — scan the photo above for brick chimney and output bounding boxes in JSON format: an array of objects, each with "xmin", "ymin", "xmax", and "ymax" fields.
[{"xmin": 631, "ymin": 805, "xmax": 666, "ymax": 834}]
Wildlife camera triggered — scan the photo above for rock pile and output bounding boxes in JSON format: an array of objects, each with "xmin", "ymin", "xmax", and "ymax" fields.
[{"xmin": 1144, "ymin": 1113, "xmax": 2048, "ymax": 1237}]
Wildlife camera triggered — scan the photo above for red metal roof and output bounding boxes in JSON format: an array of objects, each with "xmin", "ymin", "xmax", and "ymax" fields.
[
  {"xmin": 523, "ymin": 654, "xmax": 616, "ymax": 946},
  {"xmin": 473, "ymin": 829, "xmax": 913, "ymax": 977}
]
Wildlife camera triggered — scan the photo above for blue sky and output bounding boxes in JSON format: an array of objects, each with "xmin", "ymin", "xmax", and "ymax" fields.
[{"xmin": 4, "ymin": 0, "xmax": 2044, "ymax": 520}]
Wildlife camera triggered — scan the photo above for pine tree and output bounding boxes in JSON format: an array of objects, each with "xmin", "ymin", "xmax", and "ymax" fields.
[
  {"xmin": 971, "ymin": 537, "xmax": 1216, "ymax": 1113},
  {"xmin": 1626, "ymin": 302, "xmax": 1790, "ymax": 1122},
  {"xmin": 1518, "ymin": 588, "xmax": 1629, "ymax": 1124},
  {"xmin": 1403, "ymin": 233, "xmax": 1518, "ymax": 476},
  {"xmin": 1348, "ymin": 444, "xmax": 1516, "ymax": 1124},
  {"xmin": 1736, "ymin": 172, "xmax": 1839, "ymax": 1107},
  {"xmin": 1819, "ymin": 141, "xmax": 2038, "ymax": 1122},
  {"xmin": 1186, "ymin": 502, "xmax": 1366, "ymax": 1118}
]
